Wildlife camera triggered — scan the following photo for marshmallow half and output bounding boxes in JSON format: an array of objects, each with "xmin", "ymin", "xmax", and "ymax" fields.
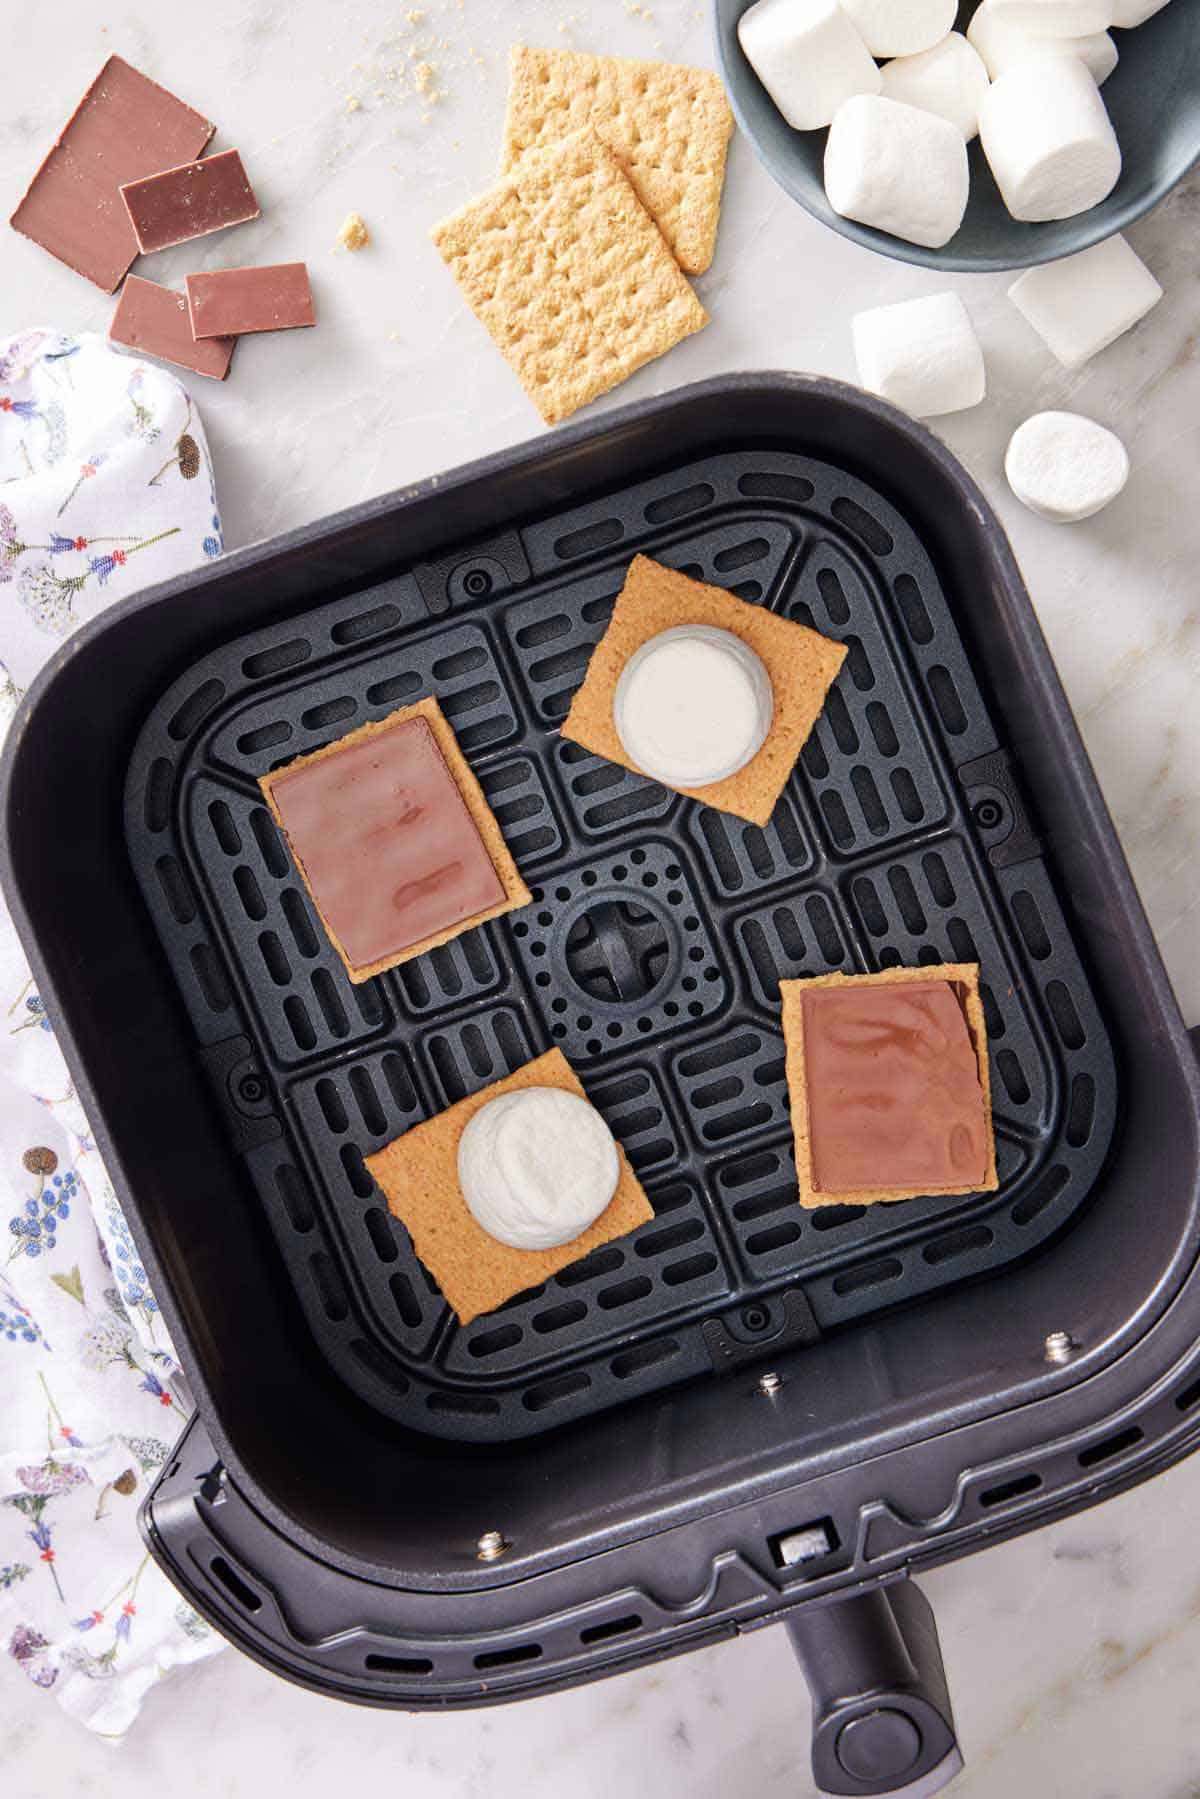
[
  {"xmin": 614, "ymin": 625, "xmax": 774, "ymax": 788},
  {"xmin": 826, "ymin": 95, "xmax": 970, "ymax": 248},
  {"xmin": 1005, "ymin": 411, "xmax": 1129, "ymax": 521},
  {"xmin": 968, "ymin": 5, "xmax": 1119, "ymax": 83},
  {"xmin": 738, "ymin": 0, "xmax": 880, "ymax": 131},
  {"xmin": 853, "ymin": 292, "xmax": 986, "ymax": 418},
  {"xmin": 1008, "ymin": 233, "xmax": 1162, "ymax": 369},
  {"xmin": 879, "ymin": 33, "xmax": 992, "ymax": 140},
  {"xmin": 1111, "ymin": 0, "xmax": 1171, "ymax": 23},
  {"xmin": 457, "ymin": 1087, "xmax": 621, "ymax": 1251},
  {"xmin": 840, "ymin": 0, "xmax": 958, "ymax": 58},
  {"xmin": 987, "ymin": 0, "xmax": 1115, "ymax": 33},
  {"xmin": 979, "ymin": 56, "xmax": 1121, "ymax": 221}
]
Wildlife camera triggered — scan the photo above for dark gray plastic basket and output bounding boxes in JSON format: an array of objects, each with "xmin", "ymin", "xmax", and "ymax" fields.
[{"xmin": 2, "ymin": 377, "xmax": 1197, "ymax": 1796}]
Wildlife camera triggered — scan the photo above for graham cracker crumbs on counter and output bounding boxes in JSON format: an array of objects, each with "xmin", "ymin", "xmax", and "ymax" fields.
[
  {"xmin": 345, "ymin": 95, "xmax": 361, "ymax": 113},
  {"xmin": 336, "ymin": 212, "xmax": 370, "ymax": 251}
]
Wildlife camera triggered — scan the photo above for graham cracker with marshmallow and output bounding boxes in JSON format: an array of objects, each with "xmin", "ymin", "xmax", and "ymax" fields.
[
  {"xmin": 782, "ymin": 964, "xmax": 998, "ymax": 1210},
  {"xmin": 365, "ymin": 1048, "xmax": 654, "ymax": 1324},
  {"xmin": 500, "ymin": 45, "xmax": 733, "ymax": 275},
  {"xmin": 561, "ymin": 555, "xmax": 848, "ymax": 827},
  {"xmin": 431, "ymin": 127, "xmax": 707, "ymax": 426}
]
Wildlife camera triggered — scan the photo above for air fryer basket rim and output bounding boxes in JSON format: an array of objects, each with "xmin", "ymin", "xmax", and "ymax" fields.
[{"xmin": 1, "ymin": 373, "xmax": 1198, "ymax": 1609}]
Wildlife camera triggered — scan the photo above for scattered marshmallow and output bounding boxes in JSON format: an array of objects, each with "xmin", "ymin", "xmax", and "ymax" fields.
[
  {"xmin": 879, "ymin": 33, "xmax": 992, "ymax": 140},
  {"xmin": 1005, "ymin": 411, "xmax": 1129, "ymax": 522},
  {"xmin": 979, "ymin": 57, "xmax": 1121, "ymax": 221},
  {"xmin": 1112, "ymin": 0, "xmax": 1171, "ymax": 23},
  {"xmin": 853, "ymin": 292, "xmax": 986, "ymax": 417},
  {"xmin": 737, "ymin": 0, "xmax": 880, "ymax": 132},
  {"xmin": 1008, "ymin": 233, "xmax": 1162, "ymax": 368},
  {"xmin": 825, "ymin": 95, "xmax": 970, "ymax": 248},
  {"xmin": 614, "ymin": 626, "xmax": 774, "ymax": 787},
  {"xmin": 987, "ymin": 0, "xmax": 1115, "ymax": 33},
  {"xmin": 839, "ymin": 0, "xmax": 958, "ymax": 58},
  {"xmin": 457, "ymin": 1088, "xmax": 620, "ymax": 1251},
  {"xmin": 968, "ymin": 5, "xmax": 1118, "ymax": 82}
]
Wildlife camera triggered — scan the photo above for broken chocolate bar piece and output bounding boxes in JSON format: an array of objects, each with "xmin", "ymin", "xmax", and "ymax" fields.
[
  {"xmin": 185, "ymin": 262, "xmax": 314, "ymax": 337},
  {"xmin": 10, "ymin": 55, "xmax": 214, "ymax": 292},
  {"xmin": 120, "ymin": 148, "xmax": 259, "ymax": 254},
  {"xmin": 109, "ymin": 276, "xmax": 236, "ymax": 380},
  {"xmin": 259, "ymin": 697, "xmax": 530, "ymax": 981},
  {"xmin": 782, "ymin": 964, "xmax": 997, "ymax": 1208}
]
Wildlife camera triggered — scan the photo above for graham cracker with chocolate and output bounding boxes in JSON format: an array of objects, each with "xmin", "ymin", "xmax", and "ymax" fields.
[
  {"xmin": 561, "ymin": 555, "xmax": 848, "ymax": 827},
  {"xmin": 365, "ymin": 1048, "xmax": 654, "ymax": 1324},
  {"xmin": 781, "ymin": 964, "xmax": 998, "ymax": 1210},
  {"xmin": 258, "ymin": 696, "xmax": 530, "ymax": 983},
  {"xmin": 500, "ymin": 46, "xmax": 733, "ymax": 275},
  {"xmin": 431, "ymin": 128, "xmax": 707, "ymax": 426}
]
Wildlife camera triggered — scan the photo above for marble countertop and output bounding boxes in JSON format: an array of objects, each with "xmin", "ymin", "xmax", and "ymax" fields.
[{"xmin": 3, "ymin": 1, "xmax": 1199, "ymax": 1794}]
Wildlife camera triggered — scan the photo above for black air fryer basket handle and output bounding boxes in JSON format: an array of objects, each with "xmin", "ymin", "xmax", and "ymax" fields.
[{"xmin": 786, "ymin": 1581, "xmax": 962, "ymax": 1797}]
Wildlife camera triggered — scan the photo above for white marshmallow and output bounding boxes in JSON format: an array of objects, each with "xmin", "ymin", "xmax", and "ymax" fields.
[
  {"xmin": 879, "ymin": 33, "xmax": 992, "ymax": 140},
  {"xmin": 614, "ymin": 626, "xmax": 774, "ymax": 787},
  {"xmin": 825, "ymin": 96, "xmax": 970, "ymax": 249},
  {"xmin": 853, "ymin": 292, "xmax": 986, "ymax": 418},
  {"xmin": 968, "ymin": 4, "xmax": 1118, "ymax": 81},
  {"xmin": 737, "ymin": 0, "xmax": 880, "ymax": 132},
  {"xmin": 457, "ymin": 1088, "xmax": 620, "ymax": 1251},
  {"xmin": 1112, "ymin": 0, "xmax": 1171, "ymax": 24},
  {"xmin": 839, "ymin": 0, "xmax": 958, "ymax": 58},
  {"xmin": 979, "ymin": 57, "xmax": 1121, "ymax": 221},
  {"xmin": 1005, "ymin": 411, "xmax": 1129, "ymax": 522},
  {"xmin": 987, "ymin": 0, "xmax": 1115, "ymax": 33},
  {"xmin": 1008, "ymin": 233, "xmax": 1162, "ymax": 369}
]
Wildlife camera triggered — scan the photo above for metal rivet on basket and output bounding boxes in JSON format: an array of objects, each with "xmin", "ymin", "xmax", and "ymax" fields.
[
  {"xmin": 757, "ymin": 1371, "xmax": 783, "ymax": 1397},
  {"xmin": 476, "ymin": 1529, "xmax": 510, "ymax": 1562},
  {"xmin": 1043, "ymin": 1330, "xmax": 1074, "ymax": 1365}
]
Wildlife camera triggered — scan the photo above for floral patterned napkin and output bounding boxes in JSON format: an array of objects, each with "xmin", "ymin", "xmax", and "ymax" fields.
[{"xmin": 1, "ymin": 330, "xmax": 226, "ymax": 1735}]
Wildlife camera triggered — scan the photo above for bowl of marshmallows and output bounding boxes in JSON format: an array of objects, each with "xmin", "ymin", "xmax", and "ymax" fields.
[{"xmin": 715, "ymin": 1, "xmax": 1200, "ymax": 271}]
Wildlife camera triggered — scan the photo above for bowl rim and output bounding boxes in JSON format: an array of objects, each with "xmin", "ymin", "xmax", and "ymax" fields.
[{"xmin": 712, "ymin": 0, "xmax": 1200, "ymax": 274}]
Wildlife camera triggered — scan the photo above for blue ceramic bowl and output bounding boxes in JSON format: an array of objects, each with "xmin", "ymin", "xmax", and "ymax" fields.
[{"xmin": 713, "ymin": 1, "xmax": 1200, "ymax": 271}]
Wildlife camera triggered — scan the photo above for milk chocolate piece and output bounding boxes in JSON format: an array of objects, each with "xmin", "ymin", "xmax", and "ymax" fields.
[
  {"xmin": 267, "ymin": 714, "xmax": 505, "ymax": 971},
  {"xmin": 803, "ymin": 980, "xmax": 989, "ymax": 1195},
  {"xmin": 10, "ymin": 55, "xmax": 214, "ymax": 292},
  {"xmin": 185, "ymin": 262, "xmax": 314, "ymax": 337},
  {"xmin": 120, "ymin": 149, "xmax": 259, "ymax": 254},
  {"xmin": 109, "ymin": 275, "xmax": 236, "ymax": 380}
]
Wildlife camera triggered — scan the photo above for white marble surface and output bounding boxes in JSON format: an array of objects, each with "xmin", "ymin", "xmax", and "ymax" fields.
[{"xmin": 3, "ymin": 1, "xmax": 1200, "ymax": 1793}]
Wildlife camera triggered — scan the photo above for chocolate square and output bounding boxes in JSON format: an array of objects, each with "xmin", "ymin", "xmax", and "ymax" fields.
[
  {"xmin": 10, "ymin": 56, "xmax": 214, "ymax": 292},
  {"xmin": 266, "ymin": 711, "xmax": 508, "ymax": 977},
  {"xmin": 782, "ymin": 964, "xmax": 998, "ymax": 1208}
]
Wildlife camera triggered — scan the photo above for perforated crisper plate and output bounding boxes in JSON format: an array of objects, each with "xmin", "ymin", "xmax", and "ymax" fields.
[{"xmin": 126, "ymin": 450, "xmax": 1117, "ymax": 1440}]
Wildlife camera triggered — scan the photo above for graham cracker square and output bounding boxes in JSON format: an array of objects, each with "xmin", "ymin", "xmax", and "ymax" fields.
[
  {"xmin": 365, "ymin": 1048, "xmax": 655, "ymax": 1324},
  {"xmin": 561, "ymin": 555, "xmax": 848, "ymax": 827},
  {"xmin": 781, "ymin": 964, "xmax": 999, "ymax": 1210},
  {"xmin": 258, "ymin": 696, "xmax": 530, "ymax": 983},
  {"xmin": 431, "ymin": 127, "xmax": 708, "ymax": 426},
  {"xmin": 500, "ymin": 46, "xmax": 734, "ymax": 275}
]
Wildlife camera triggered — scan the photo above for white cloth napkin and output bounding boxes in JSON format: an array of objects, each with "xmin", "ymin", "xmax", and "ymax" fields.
[{"xmin": 0, "ymin": 329, "xmax": 226, "ymax": 1735}]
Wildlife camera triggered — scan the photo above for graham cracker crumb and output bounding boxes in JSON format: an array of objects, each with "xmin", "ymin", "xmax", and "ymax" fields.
[{"xmin": 336, "ymin": 211, "xmax": 371, "ymax": 251}]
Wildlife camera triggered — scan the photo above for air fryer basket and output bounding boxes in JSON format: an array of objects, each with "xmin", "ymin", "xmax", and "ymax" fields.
[
  {"xmin": 2, "ymin": 377, "xmax": 1198, "ymax": 1797},
  {"xmin": 122, "ymin": 444, "xmax": 1116, "ymax": 1442}
]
